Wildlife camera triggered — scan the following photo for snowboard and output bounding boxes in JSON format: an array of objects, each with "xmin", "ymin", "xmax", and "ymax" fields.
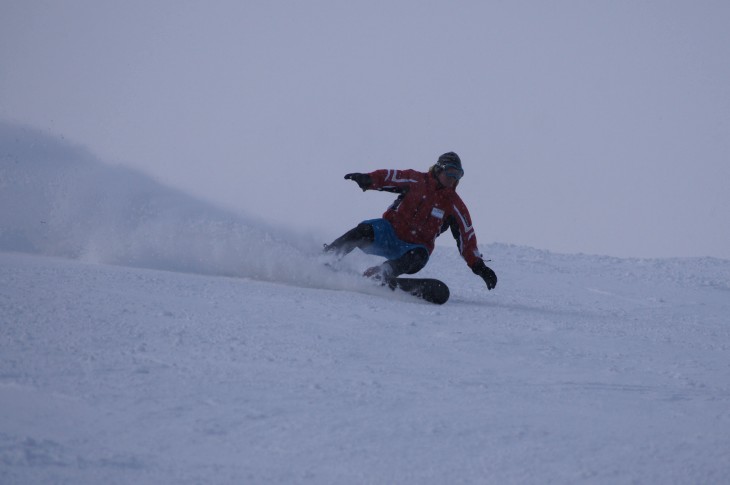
[
  {"xmin": 388, "ymin": 277, "xmax": 450, "ymax": 305},
  {"xmin": 321, "ymin": 259, "xmax": 449, "ymax": 304}
]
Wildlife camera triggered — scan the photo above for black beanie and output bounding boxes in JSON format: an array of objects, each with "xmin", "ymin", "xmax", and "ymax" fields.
[{"xmin": 437, "ymin": 152, "xmax": 462, "ymax": 169}]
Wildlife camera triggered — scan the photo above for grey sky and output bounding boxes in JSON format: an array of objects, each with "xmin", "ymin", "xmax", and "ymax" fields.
[{"xmin": 2, "ymin": 0, "xmax": 729, "ymax": 258}]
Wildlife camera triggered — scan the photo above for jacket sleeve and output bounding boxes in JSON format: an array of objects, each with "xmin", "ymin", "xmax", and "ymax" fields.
[
  {"xmin": 448, "ymin": 197, "xmax": 484, "ymax": 268},
  {"xmin": 366, "ymin": 169, "xmax": 422, "ymax": 193}
]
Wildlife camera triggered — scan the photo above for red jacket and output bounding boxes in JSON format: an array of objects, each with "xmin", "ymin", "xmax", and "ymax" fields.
[{"xmin": 366, "ymin": 169, "xmax": 484, "ymax": 268}]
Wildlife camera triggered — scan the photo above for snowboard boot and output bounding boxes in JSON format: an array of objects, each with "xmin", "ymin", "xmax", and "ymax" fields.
[{"xmin": 363, "ymin": 262, "xmax": 395, "ymax": 286}]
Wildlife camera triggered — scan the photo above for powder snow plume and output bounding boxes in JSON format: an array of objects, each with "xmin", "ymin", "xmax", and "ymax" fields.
[{"xmin": 0, "ymin": 121, "xmax": 364, "ymax": 290}]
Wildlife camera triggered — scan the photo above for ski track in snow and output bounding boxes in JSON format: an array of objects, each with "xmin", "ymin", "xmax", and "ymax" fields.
[{"xmin": 2, "ymin": 122, "xmax": 730, "ymax": 483}]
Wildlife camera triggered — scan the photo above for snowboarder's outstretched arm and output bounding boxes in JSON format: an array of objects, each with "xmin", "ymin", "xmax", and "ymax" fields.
[{"xmin": 345, "ymin": 169, "xmax": 422, "ymax": 193}]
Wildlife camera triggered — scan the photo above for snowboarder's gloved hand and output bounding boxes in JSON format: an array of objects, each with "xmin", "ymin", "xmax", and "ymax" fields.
[
  {"xmin": 344, "ymin": 173, "xmax": 372, "ymax": 191},
  {"xmin": 472, "ymin": 259, "xmax": 497, "ymax": 290}
]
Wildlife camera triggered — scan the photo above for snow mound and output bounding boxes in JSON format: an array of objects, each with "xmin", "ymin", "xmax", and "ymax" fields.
[{"xmin": 0, "ymin": 121, "xmax": 370, "ymax": 291}]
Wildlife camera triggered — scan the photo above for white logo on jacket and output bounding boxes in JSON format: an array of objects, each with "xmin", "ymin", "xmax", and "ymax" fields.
[
  {"xmin": 453, "ymin": 205, "xmax": 475, "ymax": 241},
  {"xmin": 385, "ymin": 170, "xmax": 418, "ymax": 183}
]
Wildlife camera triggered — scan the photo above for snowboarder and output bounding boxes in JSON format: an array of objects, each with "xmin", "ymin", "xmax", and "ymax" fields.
[{"xmin": 324, "ymin": 152, "xmax": 498, "ymax": 292}]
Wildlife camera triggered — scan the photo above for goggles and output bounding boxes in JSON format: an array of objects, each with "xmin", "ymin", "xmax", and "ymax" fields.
[{"xmin": 440, "ymin": 163, "xmax": 464, "ymax": 180}]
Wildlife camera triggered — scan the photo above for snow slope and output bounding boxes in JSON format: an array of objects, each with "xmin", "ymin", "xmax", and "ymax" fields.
[{"xmin": 2, "ymin": 123, "xmax": 730, "ymax": 483}]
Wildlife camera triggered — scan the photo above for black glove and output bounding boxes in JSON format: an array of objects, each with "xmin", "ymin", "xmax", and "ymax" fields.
[
  {"xmin": 344, "ymin": 173, "xmax": 372, "ymax": 191},
  {"xmin": 472, "ymin": 259, "xmax": 497, "ymax": 290}
]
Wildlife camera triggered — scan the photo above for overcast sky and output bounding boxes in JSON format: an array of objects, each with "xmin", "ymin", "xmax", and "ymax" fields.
[{"xmin": 2, "ymin": 0, "xmax": 729, "ymax": 259}]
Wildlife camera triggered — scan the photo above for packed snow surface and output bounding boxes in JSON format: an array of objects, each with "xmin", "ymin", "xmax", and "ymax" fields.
[{"xmin": 2, "ymin": 122, "xmax": 730, "ymax": 483}]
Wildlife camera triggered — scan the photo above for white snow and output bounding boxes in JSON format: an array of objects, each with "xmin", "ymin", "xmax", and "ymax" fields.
[{"xmin": 2, "ymin": 123, "xmax": 730, "ymax": 483}]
